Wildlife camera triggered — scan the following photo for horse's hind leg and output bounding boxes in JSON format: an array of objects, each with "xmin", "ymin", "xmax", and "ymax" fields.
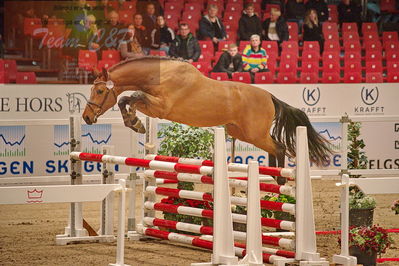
[{"xmin": 118, "ymin": 92, "xmax": 146, "ymax": 134}]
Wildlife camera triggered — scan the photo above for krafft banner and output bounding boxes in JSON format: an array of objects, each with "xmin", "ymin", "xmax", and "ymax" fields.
[{"xmin": 0, "ymin": 84, "xmax": 398, "ymax": 178}]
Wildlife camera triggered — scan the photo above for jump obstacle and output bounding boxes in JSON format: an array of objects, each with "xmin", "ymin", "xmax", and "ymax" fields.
[{"xmin": 70, "ymin": 126, "xmax": 329, "ymax": 265}]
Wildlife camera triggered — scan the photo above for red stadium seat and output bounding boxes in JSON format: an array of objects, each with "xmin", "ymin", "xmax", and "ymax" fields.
[
  {"xmin": 363, "ymin": 40, "xmax": 382, "ymax": 51},
  {"xmin": 322, "ymin": 22, "xmax": 339, "ymax": 41},
  {"xmin": 382, "ymin": 32, "xmax": 399, "ymax": 43},
  {"xmin": 218, "ymin": 40, "xmax": 235, "ymax": 51},
  {"xmin": 324, "ymin": 41, "xmax": 340, "ymax": 53},
  {"xmin": 223, "ymin": 11, "xmax": 241, "ymax": 24},
  {"xmin": 322, "ymin": 71, "xmax": 340, "ymax": 83},
  {"xmin": 322, "ymin": 51, "xmax": 340, "ymax": 63},
  {"xmin": 16, "ymin": 72, "xmax": 37, "ymax": 84},
  {"xmin": 342, "ymin": 23, "xmax": 358, "ymax": 33},
  {"xmin": 232, "ymin": 72, "xmax": 252, "ymax": 83},
  {"xmin": 276, "ymin": 72, "xmax": 297, "ymax": 83},
  {"xmin": 198, "ymin": 40, "xmax": 214, "ymax": 55},
  {"xmin": 78, "ymin": 50, "xmax": 98, "ymax": 71},
  {"xmin": 365, "ymin": 61, "xmax": 383, "ymax": 73},
  {"xmin": 287, "ymin": 22, "xmax": 299, "ymax": 41},
  {"xmin": 225, "ymin": 30, "xmax": 238, "ymax": 41},
  {"xmin": 387, "ymin": 72, "xmax": 399, "ymax": 82},
  {"xmin": 239, "ymin": 41, "xmax": 251, "ymax": 52},
  {"xmin": 343, "ymin": 71, "xmax": 362, "ymax": 83},
  {"xmin": 365, "ymin": 72, "xmax": 383, "ymax": 83},
  {"xmin": 365, "ymin": 50, "xmax": 382, "ymax": 62},
  {"xmin": 97, "ymin": 60, "xmax": 117, "ymax": 70},
  {"xmin": 303, "ymin": 41, "xmax": 320, "ymax": 54},
  {"xmin": 254, "ymin": 72, "xmax": 274, "ymax": 84},
  {"xmin": 362, "ymin": 32, "xmax": 379, "ymax": 42},
  {"xmin": 322, "ymin": 60, "xmax": 340, "ymax": 73},
  {"xmin": 119, "ymin": 10, "xmax": 134, "ymax": 25},
  {"xmin": 362, "ymin": 23, "xmax": 378, "ymax": 34},
  {"xmin": 184, "ymin": 2, "xmax": 203, "ymax": 13},
  {"xmin": 301, "ymin": 61, "xmax": 319, "ymax": 73},
  {"xmin": 302, "ymin": 51, "xmax": 320, "ymax": 63},
  {"xmin": 102, "ymin": 50, "xmax": 120, "ymax": 62},
  {"xmin": 198, "ymin": 51, "xmax": 214, "ymax": 62},
  {"xmin": 210, "ymin": 72, "xmax": 230, "ymax": 81},
  {"xmin": 380, "ymin": 0, "xmax": 396, "ymax": 12},
  {"xmin": 387, "ymin": 61, "xmax": 399, "ymax": 74},
  {"xmin": 344, "ymin": 60, "xmax": 362, "ymax": 73},
  {"xmin": 385, "ymin": 50, "xmax": 399, "ymax": 62},
  {"xmin": 213, "ymin": 51, "xmax": 224, "ymax": 63},
  {"xmin": 122, "ymin": 1, "xmax": 137, "ymax": 12},
  {"xmin": 192, "ymin": 62, "xmax": 212, "ymax": 75},
  {"xmin": 23, "ymin": 18, "xmax": 42, "ymax": 36},
  {"xmin": 3, "ymin": 60, "xmax": 17, "ymax": 82},
  {"xmin": 224, "ymin": 21, "xmax": 239, "ymax": 32},
  {"xmin": 300, "ymin": 72, "xmax": 319, "ymax": 83},
  {"xmin": 181, "ymin": 10, "xmax": 202, "ymax": 23},
  {"xmin": 342, "ymin": 32, "xmax": 360, "ymax": 42},
  {"xmin": 281, "ymin": 41, "xmax": 299, "ymax": 54},
  {"xmin": 149, "ymin": 50, "xmax": 167, "ymax": 56},
  {"xmin": 262, "ymin": 41, "xmax": 278, "ymax": 56},
  {"xmin": 280, "ymin": 51, "xmax": 298, "ymax": 63},
  {"xmin": 164, "ymin": 2, "xmax": 184, "ymax": 13},
  {"xmin": 225, "ymin": 3, "xmax": 243, "ymax": 13},
  {"xmin": 343, "ymin": 40, "xmax": 361, "ymax": 52}
]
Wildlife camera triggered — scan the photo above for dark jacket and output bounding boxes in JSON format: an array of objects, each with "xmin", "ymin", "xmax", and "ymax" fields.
[
  {"xmin": 99, "ymin": 22, "xmax": 126, "ymax": 50},
  {"xmin": 135, "ymin": 25, "xmax": 151, "ymax": 48},
  {"xmin": 151, "ymin": 26, "xmax": 175, "ymax": 48},
  {"xmin": 199, "ymin": 15, "xmax": 227, "ymax": 40},
  {"xmin": 169, "ymin": 33, "xmax": 201, "ymax": 61},
  {"xmin": 212, "ymin": 52, "xmax": 243, "ymax": 75},
  {"xmin": 338, "ymin": 2, "xmax": 362, "ymax": 23},
  {"xmin": 262, "ymin": 0, "xmax": 285, "ymax": 15},
  {"xmin": 142, "ymin": 14, "xmax": 157, "ymax": 34},
  {"xmin": 303, "ymin": 21, "xmax": 324, "ymax": 52},
  {"xmin": 285, "ymin": 0, "xmax": 306, "ymax": 20},
  {"xmin": 238, "ymin": 13, "xmax": 263, "ymax": 41},
  {"xmin": 305, "ymin": 0, "xmax": 329, "ymax": 22},
  {"xmin": 262, "ymin": 18, "xmax": 289, "ymax": 42}
]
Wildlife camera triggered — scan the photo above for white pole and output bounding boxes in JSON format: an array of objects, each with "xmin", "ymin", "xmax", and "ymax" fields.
[
  {"xmin": 127, "ymin": 129, "xmax": 139, "ymax": 239},
  {"xmin": 102, "ymin": 145, "xmax": 115, "ymax": 236}
]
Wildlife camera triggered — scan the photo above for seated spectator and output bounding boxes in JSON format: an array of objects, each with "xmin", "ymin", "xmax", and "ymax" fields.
[
  {"xmin": 303, "ymin": 9, "xmax": 324, "ymax": 52},
  {"xmin": 142, "ymin": 2, "xmax": 158, "ymax": 35},
  {"xmin": 151, "ymin": 16, "xmax": 175, "ymax": 54},
  {"xmin": 95, "ymin": 0, "xmax": 116, "ymax": 26},
  {"xmin": 169, "ymin": 22, "xmax": 201, "ymax": 63},
  {"xmin": 133, "ymin": 13, "xmax": 152, "ymax": 55},
  {"xmin": 285, "ymin": 0, "xmax": 306, "ymax": 33},
  {"xmin": 338, "ymin": 0, "xmax": 362, "ymax": 25},
  {"xmin": 305, "ymin": 0, "xmax": 329, "ymax": 23},
  {"xmin": 238, "ymin": 3, "xmax": 263, "ymax": 41},
  {"xmin": 119, "ymin": 24, "xmax": 145, "ymax": 59},
  {"xmin": 99, "ymin": 10, "xmax": 125, "ymax": 51},
  {"xmin": 212, "ymin": 43, "xmax": 243, "ymax": 78},
  {"xmin": 136, "ymin": 0, "xmax": 163, "ymax": 17},
  {"xmin": 262, "ymin": 8, "xmax": 289, "ymax": 45},
  {"xmin": 71, "ymin": 14, "xmax": 100, "ymax": 52},
  {"xmin": 242, "ymin": 34, "xmax": 269, "ymax": 82},
  {"xmin": 199, "ymin": 4, "xmax": 226, "ymax": 44}
]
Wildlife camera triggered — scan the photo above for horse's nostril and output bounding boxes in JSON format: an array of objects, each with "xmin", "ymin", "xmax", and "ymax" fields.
[{"xmin": 84, "ymin": 116, "xmax": 92, "ymax": 124}]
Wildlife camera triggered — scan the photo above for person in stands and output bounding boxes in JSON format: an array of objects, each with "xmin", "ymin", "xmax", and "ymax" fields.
[
  {"xmin": 242, "ymin": 34, "xmax": 269, "ymax": 83},
  {"xmin": 238, "ymin": 3, "xmax": 263, "ymax": 41},
  {"xmin": 169, "ymin": 22, "xmax": 201, "ymax": 63},
  {"xmin": 199, "ymin": 4, "xmax": 226, "ymax": 44},
  {"xmin": 212, "ymin": 43, "xmax": 243, "ymax": 78}
]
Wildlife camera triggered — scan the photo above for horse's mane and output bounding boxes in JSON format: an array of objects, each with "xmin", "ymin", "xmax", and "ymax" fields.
[{"xmin": 108, "ymin": 56, "xmax": 189, "ymax": 72}]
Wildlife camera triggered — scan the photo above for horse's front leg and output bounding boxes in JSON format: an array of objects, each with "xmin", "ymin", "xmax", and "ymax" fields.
[{"xmin": 118, "ymin": 91, "xmax": 146, "ymax": 134}]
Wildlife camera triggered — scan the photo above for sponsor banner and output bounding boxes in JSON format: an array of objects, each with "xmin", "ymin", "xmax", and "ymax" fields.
[{"xmin": 0, "ymin": 84, "xmax": 398, "ymax": 177}]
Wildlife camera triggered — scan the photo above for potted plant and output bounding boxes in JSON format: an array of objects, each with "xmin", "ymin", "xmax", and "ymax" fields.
[
  {"xmin": 349, "ymin": 186, "xmax": 376, "ymax": 227},
  {"xmin": 157, "ymin": 123, "xmax": 214, "ymax": 229},
  {"xmin": 262, "ymin": 194, "xmax": 296, "ymax": 231},
  {"xmin": 339, "ymin": 225, "xmax": 393, "ymax": 266},
  {"xmin": 347, "ymin": 122, "xmax": 376, "ymax": 226}
]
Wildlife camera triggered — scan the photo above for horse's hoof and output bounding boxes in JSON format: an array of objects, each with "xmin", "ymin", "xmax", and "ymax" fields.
[{"xmin": 137, "ymin": 127, "xmax": 146, "ymax": 134}]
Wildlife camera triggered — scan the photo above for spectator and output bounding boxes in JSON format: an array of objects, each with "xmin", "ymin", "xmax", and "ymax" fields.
[
  {"xmin": 133, "ymin": 13, "xmax": 151, "ymax": 55},
  {"xmin": 262, "ymin": 8, "xmax": 289, "ymax": 44},
  {"xmin": 99, "ymin": 10, "xmax": 125, "ymax": 51},
  {"xmin": 199, "ymin": 4, "xmax": 226, "ymax": 44},
  {"xmin": 285, "ymin": 0, "xmax": 306, "ymax": 32},
  {"xmin": 305, "ymin": 0, "xmax": 329, "ymax": 23},
  {"xmin": 95, "ymin": 0, "xmax": 116, "ymax": 26},
  {"xmin": 151, "ymin": 16, "xmax": 175, "ymax": 54},
  {"xmin": 142, "ymin": 2, "xmax": 157, "ymax": 35},
  {"xmin": 70, "ymin": 14, "xmax": 100, "ymax": 52},
  {"xmin": 119, "ymin": 24, "xmax": 145, "ymax": 59},
  {"xmin": 238, "ymin": 3, "xmax": 263, "ymax": 41},
  {"xmin": 303, "ymin": 9, "xmax": 324, "ymax": 52},
  {"xmin": 338, "ymin": 0, "xmax": 362, "ymax": 25},
  {"xmin": 136, "ymin": 0, "xmax": 163, "ymax": 17},
  {"xmin": 169, "ymin": 22, "xmax": 201, "ymax": 63},
  {"xmin": 242, "ymin": 34, "xmax": 269, "ymax": 83},
  {"xmin": 212, "ymin": 43, "xmax": 243, "ymax": 78}
]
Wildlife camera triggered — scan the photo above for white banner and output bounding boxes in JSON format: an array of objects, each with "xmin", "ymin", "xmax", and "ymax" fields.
[{"xmin": 0, "ymin": 83, "xmax": 398, "ymax": 178}]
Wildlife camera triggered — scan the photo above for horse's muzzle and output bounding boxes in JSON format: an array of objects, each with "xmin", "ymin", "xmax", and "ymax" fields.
[{"xmin": 84, "ymin": 115, "xmax": 93, "ymax": 125}]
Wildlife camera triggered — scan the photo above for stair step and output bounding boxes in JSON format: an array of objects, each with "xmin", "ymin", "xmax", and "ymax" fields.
[{"xmin": 38, "ymin": 80, "xmax": 79, "ymax": 84}]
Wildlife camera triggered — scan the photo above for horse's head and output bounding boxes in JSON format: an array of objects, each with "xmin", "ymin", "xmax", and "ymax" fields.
[{"xmin": 82, "ymin": 68, "xmax": 118, "ymax": 125}]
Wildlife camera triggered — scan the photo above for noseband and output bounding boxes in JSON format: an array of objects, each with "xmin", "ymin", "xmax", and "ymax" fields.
[{"xmin": 87, "ymin": 80, "xmax": 117, "ymax": 120}]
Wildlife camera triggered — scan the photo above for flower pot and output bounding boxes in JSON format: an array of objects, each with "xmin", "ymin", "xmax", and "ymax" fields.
[
  {"xmin": 349, "ymin": 208, "xmax": 374, "ymax": 227},
  {"xmin": 349, "ymin": 246, "xmax": 377, "ymax": 266}
]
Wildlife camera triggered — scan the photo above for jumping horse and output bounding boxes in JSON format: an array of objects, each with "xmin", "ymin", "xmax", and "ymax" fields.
[{"xmin": 82, "ymin": 56, "xmax": 331, "ymax": 170}]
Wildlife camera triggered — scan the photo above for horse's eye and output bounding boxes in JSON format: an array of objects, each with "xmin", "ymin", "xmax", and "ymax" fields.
[{"xmin": 97, "ymin": 90, "xmax": 103, "ymax": 94}]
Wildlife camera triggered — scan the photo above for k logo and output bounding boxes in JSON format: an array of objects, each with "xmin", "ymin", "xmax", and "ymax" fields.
[
  {"xmin": 302, "ymin": 87, "xmax": 320, "ymax": 106},
  {"xmin": 361, "ymin": 87, "xmax": 379, "ymax": 106}
]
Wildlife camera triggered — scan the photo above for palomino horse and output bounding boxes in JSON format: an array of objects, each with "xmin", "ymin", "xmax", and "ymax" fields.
[{"xmin": 82, "ymin": 56, "xmax": 331, "ymax": 167}]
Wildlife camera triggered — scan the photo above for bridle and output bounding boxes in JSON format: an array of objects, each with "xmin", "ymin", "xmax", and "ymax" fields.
[{"xmin": 86, "ymin": 80, "xmax": 117, "ymax": 121}]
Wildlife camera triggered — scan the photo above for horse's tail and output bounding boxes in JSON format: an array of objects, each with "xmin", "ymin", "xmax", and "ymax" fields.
[{"xmin": 271, "ymin": 95, "xmax": 332, "ymax": 166}]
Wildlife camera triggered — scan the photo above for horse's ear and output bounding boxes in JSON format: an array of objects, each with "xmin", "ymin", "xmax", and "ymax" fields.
[
  {"xmin": 102, "ymin": 68, "xmax": 109, "ymax": 80},
  {"xmin": 93, "ymin": 67, "xmax": 101, "ymax": 78}
]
